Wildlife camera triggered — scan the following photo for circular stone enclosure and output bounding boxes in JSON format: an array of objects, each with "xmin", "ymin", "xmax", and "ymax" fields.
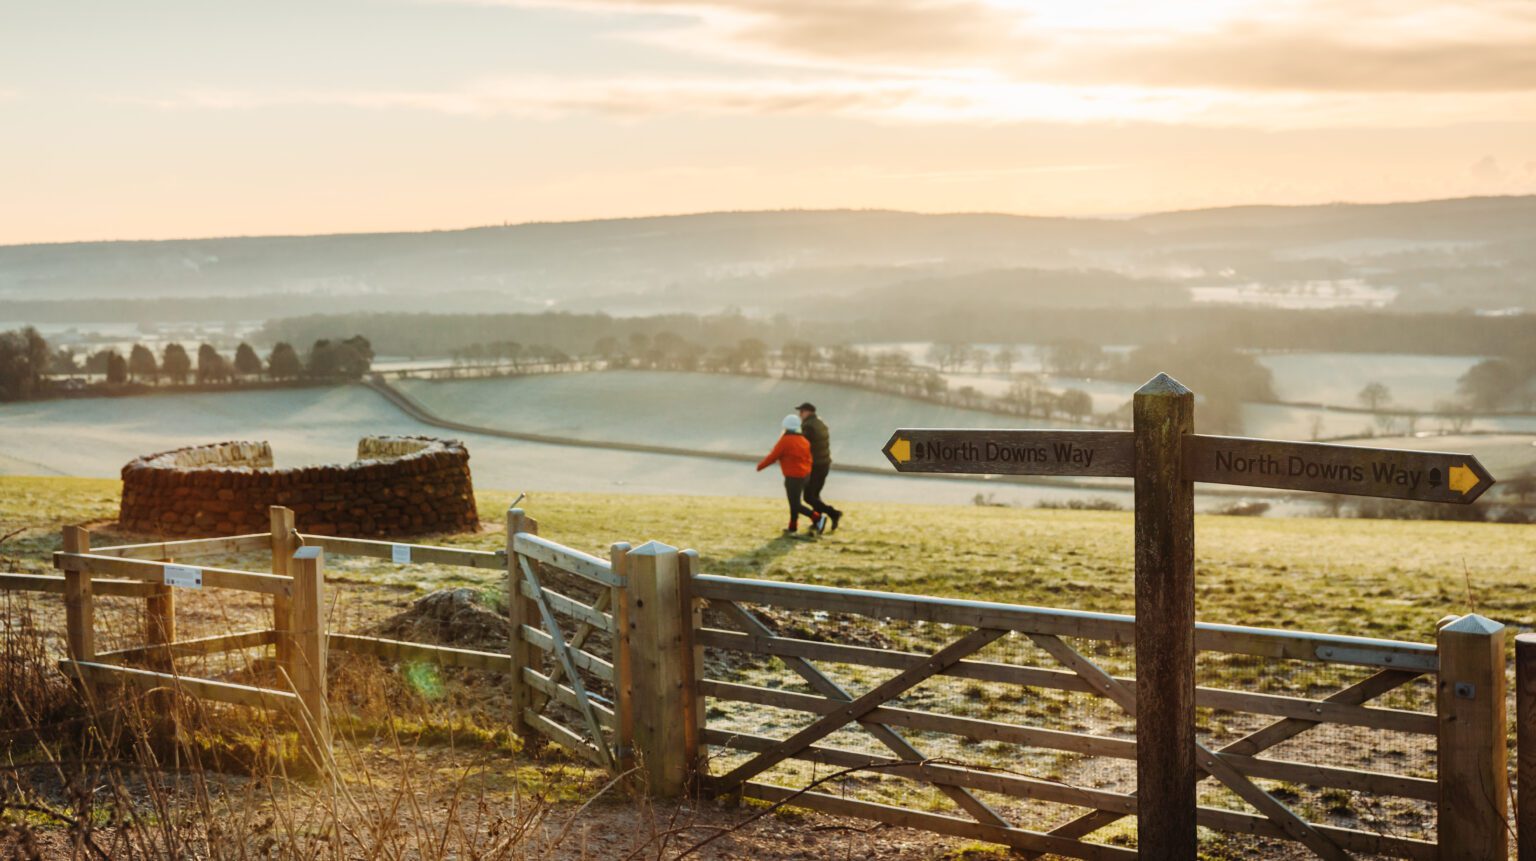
[{"xmin": 119, "ymin": 436, "xmax": 479, "ymax": 538}]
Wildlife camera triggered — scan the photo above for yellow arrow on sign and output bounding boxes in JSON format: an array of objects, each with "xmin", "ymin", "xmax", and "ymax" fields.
[
  {"xmin": 1448, "ymin": 463, "xmax": 1479, "ymax": 495},
  {"xmin": 889, "ymin": 438, "xmax": 911, "ymax": 464}
]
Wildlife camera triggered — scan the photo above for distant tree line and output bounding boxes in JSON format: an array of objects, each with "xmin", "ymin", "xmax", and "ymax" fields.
[
  {"xmin": 0, "ymin": 327, "xmax": 375, "ymax": 401},
  {"xmin": 259, "ymin": 307, "xmax": 1536, "ymax": 371}
]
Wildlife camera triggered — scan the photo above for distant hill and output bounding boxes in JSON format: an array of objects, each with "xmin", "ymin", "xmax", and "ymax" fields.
[{"xmin": 3, "ymin": 196, "xmax": 1533, "ymax": 321}]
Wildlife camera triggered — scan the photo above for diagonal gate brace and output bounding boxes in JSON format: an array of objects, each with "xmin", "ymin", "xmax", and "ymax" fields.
[
  {"xmin": 710, "ymin": 627, "xmax": 1008, "ymax": 791},
  {"xmin": 715, "ymin": 600, "xmax": 1013, "ymax": 830},
  {"xmin": 1028, "ymin": 633, "xmax": 1354, "ymax": 861}
]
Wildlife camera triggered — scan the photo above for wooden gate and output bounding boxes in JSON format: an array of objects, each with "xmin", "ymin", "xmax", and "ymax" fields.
[
  {"xmin": 506, "ymin": 511, "xmax": 629, "ymax": 770},
  {"xmin": 691, "ymin": 572, "xmax": 1493, "ymax": 861}
]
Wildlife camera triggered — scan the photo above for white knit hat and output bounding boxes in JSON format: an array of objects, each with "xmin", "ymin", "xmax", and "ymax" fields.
[{"xmin": 781, "ymin": 413, "xmax": 802, "ymax": 432}]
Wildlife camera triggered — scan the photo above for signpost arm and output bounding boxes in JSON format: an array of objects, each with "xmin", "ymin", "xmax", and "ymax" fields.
[{"xmin": 1133, "ymin": 373, "xmax": 1197, "ymax": 858}]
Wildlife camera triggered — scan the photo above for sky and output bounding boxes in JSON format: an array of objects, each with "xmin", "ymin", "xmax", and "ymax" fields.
[{"xmin": 1, "ymin": 0, "xmax": 1534, "ymax": 244}]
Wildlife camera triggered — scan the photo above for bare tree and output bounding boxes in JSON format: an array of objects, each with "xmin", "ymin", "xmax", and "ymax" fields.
[{"xmin": 1357, "ymin": 381, "xmax": 1392, "ymax": 411}]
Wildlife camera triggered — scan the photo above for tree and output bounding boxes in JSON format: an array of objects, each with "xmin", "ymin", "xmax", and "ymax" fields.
[
  {"xmin": 594, "ymin": 336, "xmax": 620, "ymax": 365},
  {"xmin": 995, "ymin": 346, "xmax": 1018, "ymax": 375},
  {"xmin": 234, "ymin": 342, "xmax": 262, "ymax": 377},
  {"xmin": 105, "ymin": 350, "xmax": 128, "ymax": 384},
  {"xmin": 196, "ymin": 343, "xmax": 231, "ymax": 384},
  {"xmin": 1434, "ymin": 399, "xmax": 1473, "ymax": 433},
  {"xmin": 50, "ymin": 347, "xmax": 79, "ymax": 375},
  {"xmin": 161, "ymin": 343, "xmax": 192, "ymax": 384},
  {"xmin": 308, "ymin": 336, "xmax": 374, "ymax": 380},
  {"xmin": 1002, "ymin": 376, "xmax": 1042, "ymax": 415},
  {"xmin": 926, "ymin": 342, "xmax": 970, "ymax": 372},
  {"xmin": 780, "ymin": 340, "xmax": 819, "ymax": 376},
  {"xmin": 495, "ymin": 341, "xmax": 523, "ymax": 371},
  {"xmin": 1059, "ymin": 388, "xmax": 1094, "ymax": 423},
  {"xmin": 129, "ymin": 344, "xmax": 158, "ymax": 382},
  {"xmin": 0, "ymin": 326, "xmax": 50, "ymax": 400},
  {"xmin": 307, "ymin": 339, "xmax": 338, "ymax": 377},
  {"xmin": 1357, "ymin": 381, "xmax": 1392, "ymax": 411},
  {"xmin": 268, "ymin": 342, "xmax": 302, "ymax": 379},
  {"xmin": 85, "ymin": 350, "xmax": 112, "ymax": 376},
  {"xmin": 968, "ymin": 348, "xmax": 989, "ymax": 374},
  {"xmin": 1457, "ymin": 359, "xmax": 1520, "ymax": 411},
  {"xmin": 735, "ymin": 338, "xmax": 769, "ymax": 373},
  {"xmin": 1042, "ymin": 339, "xmax": 1106, "ymax": 377}
]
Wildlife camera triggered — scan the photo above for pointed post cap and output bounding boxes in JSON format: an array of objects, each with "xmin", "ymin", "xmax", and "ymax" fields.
[
  {"xmin": 628, "ymin": 540, "xmax": 678, "ymax": 557},
  {"xmin": 1134, "ymin": 372, "xmax": 1191, "ymax": 398},
  {"xmin": 1439, "ymin": 613, "xmax": 1504, "ymax": 636}
]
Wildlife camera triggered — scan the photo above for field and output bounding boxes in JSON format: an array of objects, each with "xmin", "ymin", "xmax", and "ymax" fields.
[
  {"xmin": 3, "ymin": 476, "xmax": 1533, "ymax": 857},
  {"xmin": 0, "ymin": 382, "xmax": 1119, "ymax": 509},
  {"xmin": 391, "ymin": 371, "xmax": 1077, "ymax": 470}
]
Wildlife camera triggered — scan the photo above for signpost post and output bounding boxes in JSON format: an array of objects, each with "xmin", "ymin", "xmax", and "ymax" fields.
[{"xmin": 881, "ymin": 372, "xmax": 1495, "ymax": 856}]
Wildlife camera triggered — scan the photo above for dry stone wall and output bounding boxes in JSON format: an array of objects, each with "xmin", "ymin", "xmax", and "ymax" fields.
[{"xmin": 119, "ymin": 436, "xmax": 478, "ymax": 537}]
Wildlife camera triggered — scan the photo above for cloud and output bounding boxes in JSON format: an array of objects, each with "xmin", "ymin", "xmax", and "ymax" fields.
[
  {"xmin": 133, "ymin": 75, "xmax": 1536, "ymax": 130},
  {"xmin": 136, "ymin": 0, "xmax": 1536, "ymax": 131},
  {"xmin": 462, "ymin": 0, "xmax": 1536, "ymax": 93},
  {"xmin": 1047, "ymin": 31, "xmax": 1536, "ymax": 93}
]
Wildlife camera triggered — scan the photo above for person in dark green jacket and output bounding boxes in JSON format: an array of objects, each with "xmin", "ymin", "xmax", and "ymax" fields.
[{"xmin": 796, "ymin": 402, "xmax": 842, "ymax": 533}]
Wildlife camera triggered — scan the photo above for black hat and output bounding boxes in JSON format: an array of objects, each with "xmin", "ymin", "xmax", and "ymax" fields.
[{"xmin": 795, "ymin": 402, "xmax": 816, "ymax": 412}]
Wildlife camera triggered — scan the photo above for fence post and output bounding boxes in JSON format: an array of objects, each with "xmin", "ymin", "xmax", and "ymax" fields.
[
  {"xmin": 61, "ymin": 526, "xmax": 95, "ymax": 664},
  {"xmin": 622, "ymin": 541, "xmax": 690, "ymax": 796},
  {"xmin": 506, "ymin": 508, "xmax": 539, "ymax": 741},
  {"xmin": 678, "ymin": 549, "xmax": 705, "ymax": 786},
  {"xmin": 1133, "ymin": 373, "xmax": 1197, "ymax": 858},
  {"xmin": 289, "ymin": 546, "xmax": 329, "ymax": 764},
  {"xmin": 269, "ymin": 506, "xmax": 296, "ymax": 672},
  {"xmin": 1520, "ymin": 633, "xmax": 1536, "ymax": 861},
  {"xmin": 146, "ymin": 573, "xmax": 175, "ymax": 673},
  {"xmin": 1437, "ymin": 613, "xmax": 1508, "ymax": 860}
]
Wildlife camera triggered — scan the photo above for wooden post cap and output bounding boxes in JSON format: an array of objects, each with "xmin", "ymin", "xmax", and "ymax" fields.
[
  {"xmin": 1442, "ymin": 613, "xmax": 1503, "ymax": 635},
  {"xmin": 628, "ymin": 540, "xmax": 678, "ymax": 557},
  {"xmin": 1135, "ymin": 372, "xmax": 1192, "ymax": 398},
  {"xmin": 293, "ymin": 545, "xmax": 322, "ymax": 562}
]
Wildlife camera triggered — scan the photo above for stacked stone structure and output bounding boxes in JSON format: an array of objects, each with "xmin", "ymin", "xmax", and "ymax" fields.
[{"xmin": 119, "ymin": 436, "xmax": 478, "ymax": 537}]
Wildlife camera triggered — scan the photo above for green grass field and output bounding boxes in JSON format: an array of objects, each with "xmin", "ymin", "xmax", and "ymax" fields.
[{"xmin": 5, "ymin": 474, "xmax": 1532, "ymax": 644}]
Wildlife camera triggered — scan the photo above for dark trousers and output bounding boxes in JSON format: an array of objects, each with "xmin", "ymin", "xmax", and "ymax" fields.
[
  {"xmin": 804, "ymin": 463, "xmax": 841, "ymax": 518},
  {"xmin": 783, "ymin": 476, "xmax": 817, "ymax": 527}
]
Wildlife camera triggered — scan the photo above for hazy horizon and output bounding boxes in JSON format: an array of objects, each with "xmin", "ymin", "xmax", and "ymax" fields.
[{"xmin": 3, "ymin": 192, "xmax": 1532, "ymax": 248}]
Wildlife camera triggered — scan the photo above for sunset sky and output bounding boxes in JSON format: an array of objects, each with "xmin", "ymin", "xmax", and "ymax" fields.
[{"xmin": 2, "ymin": 0, "xmax": 1534, "ymax": 244}]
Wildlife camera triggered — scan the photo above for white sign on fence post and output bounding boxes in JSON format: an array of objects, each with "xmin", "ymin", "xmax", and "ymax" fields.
[
  {"xmin": 391, "ymin": 544, "xmax": 412, "ymax": 564},
  {"xmin": 162, "ymin": 564, "xmax": 203, "ymax": 589}
]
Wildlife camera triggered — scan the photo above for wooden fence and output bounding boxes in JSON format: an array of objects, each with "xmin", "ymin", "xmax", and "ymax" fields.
[
  {"xmin": 689, "ymin": 572, "xmax": 1493, "ymax": 861},
  {"xmin": 3, "ymin": 509, "xmax": 1523, "ymax": 858}
]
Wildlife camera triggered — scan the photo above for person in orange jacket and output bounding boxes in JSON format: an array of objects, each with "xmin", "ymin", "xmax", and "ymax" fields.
[{"xmin": 756, "ymin": 413, "xmax": 825, "ymax": 536}]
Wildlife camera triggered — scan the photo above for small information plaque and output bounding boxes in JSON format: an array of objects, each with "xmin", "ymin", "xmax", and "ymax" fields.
[
  {"xmin": 163, "ymin": 564, "xmax": 203, "ymax": 589},
  {"xmin": 391, "ymin": 544, "xmax": 412, "ymax": 564}
]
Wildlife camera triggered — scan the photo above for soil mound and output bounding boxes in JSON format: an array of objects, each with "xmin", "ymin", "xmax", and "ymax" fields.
[{"xmin": 376, "ymin": 588, "xmax": 508, "ymax": 651}]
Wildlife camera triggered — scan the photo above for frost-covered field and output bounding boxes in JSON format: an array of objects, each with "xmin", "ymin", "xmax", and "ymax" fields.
[
  {"xmin": 0, "ymin": 383, "xmax": 1129, "ymax": 509},
  {"xmin": 1260, "ymin": 352, "xmax": 1486, "ymax": 411},
  {"xmin": 393, "ymin": 371, "xmax": 1077, "ymax": 469}
]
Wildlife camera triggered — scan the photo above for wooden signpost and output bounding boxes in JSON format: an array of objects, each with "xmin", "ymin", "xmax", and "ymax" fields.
[
  {"xmin": 882, "ymin": 372, "xmax": 1496, "ymax": 858},
  {"xmin": 883, "ymin": 425, "xmax": 1494, "ymax": 502}
]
